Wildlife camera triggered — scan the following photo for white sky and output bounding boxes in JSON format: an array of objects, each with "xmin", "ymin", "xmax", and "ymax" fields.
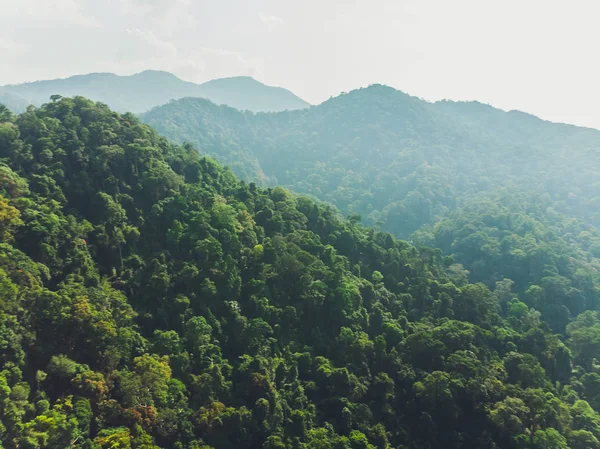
[{"xmin": 1, "ymin": 0, "xmax": 599, "ymax": 129}]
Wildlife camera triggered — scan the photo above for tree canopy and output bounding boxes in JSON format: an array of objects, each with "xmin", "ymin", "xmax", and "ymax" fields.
[{"xmin": 0, "ymin": 96, "xmax": 599, "ymax": 449}]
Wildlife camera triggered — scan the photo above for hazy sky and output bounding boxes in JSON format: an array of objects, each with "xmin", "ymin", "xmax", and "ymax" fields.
[{"xmin": 1, "ymin": 0, "xmax": 599, "ymax": 128}]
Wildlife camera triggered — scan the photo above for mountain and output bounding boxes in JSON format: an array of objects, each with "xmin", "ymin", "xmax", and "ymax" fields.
[
  {"xmin": 142, "ymin": 86, "xmax": 600, "ymax": 333},
  {"xmin": 196, "ymin": 76, "xmax": 311, "ymax": 113},
  {"xmin": 3, "ymin": 97, "xmax": 600, "ymax": 449},
  {"xmin": 0, "ymin": 92, "xmax": 30, "ymax": 114},
  {"xmin": 142, "ymin": 85, "xmax": 600, "ymax": 234},
  {"xmin": 0, "ymin": 70, "xmax": 310, "ymax": 113}
]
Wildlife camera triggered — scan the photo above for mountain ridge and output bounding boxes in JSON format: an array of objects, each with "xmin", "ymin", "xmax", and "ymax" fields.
[
  {"xmin": 0, "ymin": 70, "xmax": 311, "ymax": 114},
  {"xmin": 141, "ymin": 83, "xmax": 600, "ymax": 240}
]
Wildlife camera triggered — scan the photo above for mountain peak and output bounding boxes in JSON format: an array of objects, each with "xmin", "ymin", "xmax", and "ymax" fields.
[
  {"xmin": 321, "ymin": 84, "xmax": 422, "ymax": 112},
  {"xmin": 134, "ymin": 69, "xmax": 182, "ymax": 80},
  {"xmin": 200, "ymin": 76, "xmax": 268, "ymax": 88}
]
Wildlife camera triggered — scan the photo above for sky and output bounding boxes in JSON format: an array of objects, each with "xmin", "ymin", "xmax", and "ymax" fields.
[{"xmin": 1, "ymin": 0, "xmax": 600, "ymax": 129}]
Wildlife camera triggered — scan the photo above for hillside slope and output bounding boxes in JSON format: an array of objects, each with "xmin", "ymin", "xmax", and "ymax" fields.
[
  {"xmin": 0, "ymin": 70, "xmax": 310, "ymax": 113},
  {"xmin": 2, "ymin": 98, "xmax": 600, "ymax": 449},
  {"xmin": 142, "ymin": 86, "xmax": 600, "ymax": 234},
  {"xmin": 141, "ymin": 87, "xmax": 600, "ymax": 334}
]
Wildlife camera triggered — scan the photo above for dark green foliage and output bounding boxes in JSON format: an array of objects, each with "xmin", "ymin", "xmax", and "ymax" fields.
[{"xmin": 0, "ymin": 96, "xmax": 599, "ymax": 449}]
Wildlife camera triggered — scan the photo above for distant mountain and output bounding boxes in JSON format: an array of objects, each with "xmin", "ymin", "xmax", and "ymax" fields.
[
  {"xmin": 0, "ymin": 91, "xmax": 30, "ymax": 114},
  {"xmin": 0, "ymin": 70, "xmax": 310, "ymax": 113},
  {"xmin": 141, "ymin": 84, "xmax": 600, "ymax": 238}
]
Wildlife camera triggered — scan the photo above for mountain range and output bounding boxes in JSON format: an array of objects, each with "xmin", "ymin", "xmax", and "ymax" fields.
[
  {"xmin": 0, "ymin": 70, "xmax": 310, "ymax": 114},
  {"xmin": 2, "ymin": 81, "xmax": 600, "ymax": 448},
  {"xmin": 141, "ymin": 84, "xmax": 600, "ymax": 238}
]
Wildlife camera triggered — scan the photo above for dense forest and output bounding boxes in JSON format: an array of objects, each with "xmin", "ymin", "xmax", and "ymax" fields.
[
  {"xmin": 0, "ymin": 71, "xmax": 310, "ymax": 115},
  {"xmin": 0, "ymin": 96, "xmax": 600, "ymax": 449},
  {"xmin": 142, "ymin": 86, "xmax": 600, "ymax": 333},
  {"xmin": 141, "ymin": 86, "xmax": 600, "ymax": 237}
]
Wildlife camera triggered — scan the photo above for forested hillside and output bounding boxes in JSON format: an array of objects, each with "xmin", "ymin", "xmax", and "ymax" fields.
[
  {"xmin": 1, "ymin": 97, "xmax": 600, "ymax": 449},
  {"xmin": 0, "ymin": 71, "xmax": 310, "ymax": 114},
  {"xmin": 142, "ymin": 86, "xmax": 600, "ymax": 237},
  {"xmin": 142, "ymin": 87, "xmax": 600, "ymax": 335}
]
